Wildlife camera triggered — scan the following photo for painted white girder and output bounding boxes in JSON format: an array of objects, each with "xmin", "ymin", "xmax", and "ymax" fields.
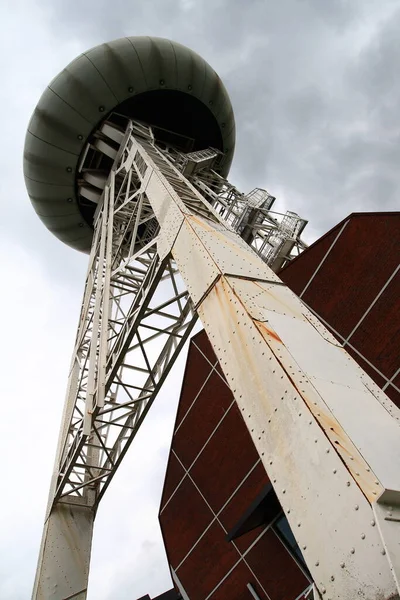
[{"xmin": 33, "ymin": 121, "xmax": 400, "ymax": 600}]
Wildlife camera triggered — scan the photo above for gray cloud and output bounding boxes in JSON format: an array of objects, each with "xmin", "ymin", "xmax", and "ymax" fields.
[{"xmin": 2, "ymin": 0, "xmax": 400, "ymax": 598}]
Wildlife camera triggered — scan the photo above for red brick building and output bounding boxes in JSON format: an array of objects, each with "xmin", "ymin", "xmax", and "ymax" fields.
[{"xmin": 159, "ymin": 212, "xmax": 400, "ymax": 600}]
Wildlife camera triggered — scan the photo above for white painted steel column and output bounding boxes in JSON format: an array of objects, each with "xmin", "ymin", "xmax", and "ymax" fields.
[
  {"xmin": 130, "ymin": 135, "xmax": 400, "ymax": 600},
  {"xmin": 33, "ymin": 125, "xmax": 400, "ymax": 599},
  {"xmin": 32, "ymin": 504, "xmax": 93, "ymax": 600}
]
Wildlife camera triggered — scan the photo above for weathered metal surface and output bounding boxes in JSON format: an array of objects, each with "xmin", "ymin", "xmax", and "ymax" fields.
[
  {"xmin": 32, "ymin": 504, "xmax": 93, "ymax": 600},
  {"xmin": 172, "ymin": 220, "xmax": 221, "ymax": 306},
  {"xmin": 253, "ymin": 315, "xmax": 383, "ymax": 503},
  {"xmin": 186, "ymin": 215, "xmax": 283, "ymax": 283},
  {"xmin": 374, "ymin": 500, "xmax": 400, "ymax": 592},
  {"xmin": 230, "ymin": 276, "xmax": 400, "ymax": 494},
  {"xmin": 197, "ymin": 276, "xmax": 398, "ymax": 599},
  {"xmin": 33, "ymin": 121, "xmax": 400, "ymax": 599},
  {"xmin": 135, "ymin": 130, "xmax": 400, "ymax": 598},
  {"xmin": 227, "ymin": 275, "xmax": 400, "ymax": 500}
]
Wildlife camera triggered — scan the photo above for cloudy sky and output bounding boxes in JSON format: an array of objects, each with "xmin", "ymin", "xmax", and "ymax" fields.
[{"xmin": 1, "ymin": 0, "xmax": 400, "ymax": 598}]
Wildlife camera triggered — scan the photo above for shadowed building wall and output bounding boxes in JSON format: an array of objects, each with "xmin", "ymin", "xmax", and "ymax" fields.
[{"xmin": 159, "ymin": 212, "xmax": 400, "ymax": 600}]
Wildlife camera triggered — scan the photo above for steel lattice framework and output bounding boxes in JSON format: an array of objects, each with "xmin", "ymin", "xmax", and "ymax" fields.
[
  {"xmin": 42, "ymin": 121, "xmax": 308, "ymax": 515},
  {"xmin": 33, "ymin": 120, "xmax": 400, "ymax": 600}
]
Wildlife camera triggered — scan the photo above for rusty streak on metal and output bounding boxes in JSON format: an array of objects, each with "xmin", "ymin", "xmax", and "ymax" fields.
[
  {"xmin": 254, "ymin": 320, "xmax": 283, "ymax": 344},
  {"xmin": 175, "ymin": 182, "xmax": 385, "ymax": 504},
  {"xmin": 252, "ymin": 306, "xmax": 383, "ymax": 504}
]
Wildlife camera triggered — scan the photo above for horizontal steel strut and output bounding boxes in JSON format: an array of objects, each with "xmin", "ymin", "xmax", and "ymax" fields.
[{"xmin": 33, "ymin": 122, "xmax": 400, "ymax": 600}]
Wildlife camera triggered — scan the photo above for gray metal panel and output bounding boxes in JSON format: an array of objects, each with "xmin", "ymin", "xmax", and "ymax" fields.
[
  {"xmin": 25, "ymin": 178, "xmax": 77, "ymax": 217},
  {"xmin": 28, "ymin": 87, "xmax": 93, "ymax": 154},
  {"xmin": 24, "ymin": 132, "xmax": 78, "ymax": 185},
  {"xmin": 24, "ymin": 36, "xmax": 235, "ymax": 253},
  {"xmin": 130, "ymin": 37, "xmax": 177, "ymax": 90},
  {"xmin": 173, "ymin": 39, "xmax": 206, "ymax": 96},
  {"xmin": 85, "ymin": 38, "xmax": 148, "ymax": 102},
  {"xmin": 49, "ymin": 54, "xmax": 118, "ymax": 125}
]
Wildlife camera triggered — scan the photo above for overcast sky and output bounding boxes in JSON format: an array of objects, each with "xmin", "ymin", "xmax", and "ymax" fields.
[{"xmin": 1, "ymin": 0, "xmax": 400, "ymax": 598}]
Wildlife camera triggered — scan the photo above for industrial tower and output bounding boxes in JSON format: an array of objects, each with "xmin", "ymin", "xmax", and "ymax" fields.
[{"xmin": 24, "ymin": 37, "xmax": 400, "ymax": 600}]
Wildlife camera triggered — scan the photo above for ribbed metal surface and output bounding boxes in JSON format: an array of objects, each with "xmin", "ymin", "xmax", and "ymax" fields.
[{"xmin": 24, "ymin": 36, "xmax": 235, "ymax": 252}]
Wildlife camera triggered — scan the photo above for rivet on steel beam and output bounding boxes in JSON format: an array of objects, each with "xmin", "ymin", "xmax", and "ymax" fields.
[
  {"xmin": 346, "ymin": 482, "xmax": 351, "ymax": 486},
  {"xmin": 382, "ymin": 549, "xmax": 386, "ymax": 555},
  {"xmin": 371, "ymin": 520, "xmax": 376, "ymax": 526},
  {"xmin": 330, "ymin": 576, "xmax": 335, "ymax": 581},
  {"xmin": 340, "ymin": 562, "xmax": 345, "ymax": 568},
  {"xmin": 333, "ymin": 470, "xmax": 337, "ymax": 474},
  {"xmin": 354, "ymin": 505, "xmax": 359, "ymax": 511},
  {"xmin": 350, "ymin": 548, "xmax": 355, "ymax": 554},
  {"xmin": 315, "ymin": 561, "xmax": 319, "ymax": 566},
  {"xmin": 361, "ymin": 534, "xmax": 365, "ymax": 540}
]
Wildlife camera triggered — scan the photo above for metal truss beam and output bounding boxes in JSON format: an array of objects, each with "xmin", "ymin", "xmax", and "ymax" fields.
[{"xmin": 33, "ymin": 121, "xmax": 400, "ymax": 600}]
